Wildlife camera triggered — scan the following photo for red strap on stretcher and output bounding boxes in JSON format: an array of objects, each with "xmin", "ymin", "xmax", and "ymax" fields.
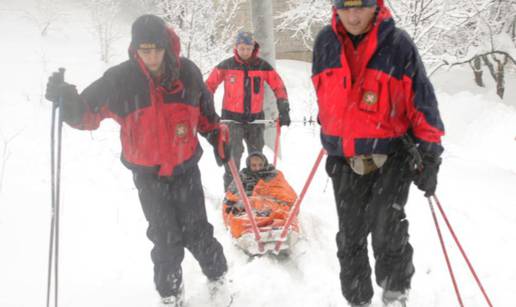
[{"xmin": 227, "ymin": 158, "xmax": 264, "ymax": 253}]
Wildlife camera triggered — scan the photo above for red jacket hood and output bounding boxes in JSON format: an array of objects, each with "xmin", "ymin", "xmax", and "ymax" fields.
[{"xmin": 164, "ymin": 27, "xmax": 181, "ymax": 62}]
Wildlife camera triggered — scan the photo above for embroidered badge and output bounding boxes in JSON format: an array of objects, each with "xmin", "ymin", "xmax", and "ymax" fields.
[
  {"xmin": 345, "ymin": 0, "xmax": 364, "ymax": 7},
  {"xmin": 138, "ymin": 43, "xmax": 157, "ymax": 49},
  {"xmin": 363, "ymin": 91, "xmax": 378, "ymax": 106},
  {"xmin": 175, "ymin": 123, "xmax": 188, "ymax": 137},
  {"xmin": 229, "ymin": 75, "xmax": 236, "ymax": 84}
]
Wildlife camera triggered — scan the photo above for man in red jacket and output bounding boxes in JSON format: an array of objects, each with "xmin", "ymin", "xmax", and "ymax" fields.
[
  {"xmin": 312, "ymin": 1, "xmax": 445, "ymax": 306},
  {"xmin": 45, "ymin": 15, "xmax": 229, "ymax": 307},
  {"xmin": 206, "ymin": 31, "xmax": 291, "ymax": 190}
]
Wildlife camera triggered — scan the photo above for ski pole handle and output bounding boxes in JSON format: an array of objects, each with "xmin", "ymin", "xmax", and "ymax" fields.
[
  {"xmin": 57, "ymin": 68, "xmax": 66, "ymax": 83},
  {"xmin": 51, "ymin": 68, "xmax": 66, "ymax": 109}
]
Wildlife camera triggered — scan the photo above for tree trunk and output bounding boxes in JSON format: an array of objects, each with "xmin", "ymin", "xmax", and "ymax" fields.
[
  {"xmin": 481, "ymin": 54, "xmax": 501, "ymax": 99},
  {"xmin": 483, "ymin": 53, "xmax": 507, "ymax": 99},
  {"xmin": 250, "ymin": 0, "xmax": 278, "ymax": 153},
  {"xmin": 471, "ymin": 56, "xmax": 484, "ymax": 87},
  {"xmin": 495, "ymin": 57, "xmax": 507, "ymax": 99}
]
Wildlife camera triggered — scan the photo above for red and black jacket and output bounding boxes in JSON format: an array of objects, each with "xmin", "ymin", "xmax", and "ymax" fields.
[
  {"xmin": 205, "ymin": 44, "xmax": 289, "ymax": 122},
  {"xmin": 65, "ymin": 28, "xmax": 220, "ymax": 177},
  {"xmin": 312, "ymin": 1, "xmax": 444, "ymax": 158}
]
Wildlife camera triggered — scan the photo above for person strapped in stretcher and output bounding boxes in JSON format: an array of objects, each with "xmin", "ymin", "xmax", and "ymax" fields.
[{"xmin": 223, "ymin": 152, "xmax": 298, "ymax": 240}]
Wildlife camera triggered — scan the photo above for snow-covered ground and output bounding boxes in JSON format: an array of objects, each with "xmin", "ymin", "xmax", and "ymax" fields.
[{"xmin": 1, "ymin": 1, "xmax": 516, "ymax": 307}]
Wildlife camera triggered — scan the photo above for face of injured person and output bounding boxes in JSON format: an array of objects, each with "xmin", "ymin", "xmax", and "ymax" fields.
[{"xmin": 249, "ymin": 156, "xmax": 265, "ymax": 172}]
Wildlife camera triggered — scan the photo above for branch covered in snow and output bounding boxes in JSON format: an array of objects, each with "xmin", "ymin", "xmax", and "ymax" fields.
[
  {"xmin": 85, "ymin": 0, "xmax": 122, "ymax": 63},
  {"xmin": 0, "ymin": 129, "xmax": 23, "ymax": 194},
  {"xmin": 156, "ymin": 0, "xmax": 244, "ymax": 73},
  {"xmin": 276, "ymin": 0, "xmax": 332, "ymax": 52},
  {"xmin": 22, "ymin": 0, "xmax": 66, "ymax": 36}
]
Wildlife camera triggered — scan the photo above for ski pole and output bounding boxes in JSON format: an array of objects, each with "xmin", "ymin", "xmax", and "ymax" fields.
[
  {"xmin": 273, "ymin": 120, "xmax": 280, "ymax": 167},
  {"xmin": 427, "ymin": 196, "xmax": 464, "ymax": 307},
  {"xmin": 274, "ymin": 148, "xmax": 326, "ymax": 253},
  {"xmin": 432, "ymin": 195, "xmax": 494, "ymax": 307},
  {"xmin": 220, "ymin": 119, "xmax": 315, "ymax": 126},
  {"xmin": 220, "ymin": 119, "xmax": 276, "ymax": 126},
  {"xmin": 226, "ymin": 158, "xmax": 264, "ymax": 252},
  {"xmin": 47, "ymin": 68, "xmax": 65, "ymax": 307},
  {"xmin": 46, "ymin": 99, "xmax": 57, "ymax": 307}
]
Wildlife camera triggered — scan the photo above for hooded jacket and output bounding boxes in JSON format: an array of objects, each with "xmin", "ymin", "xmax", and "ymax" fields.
[
  {"xmin": 66, "ymin": 24, "xmax": 220, "ymax": 177},
  {"xmin": 312, "ymin": 0, "xmax": 444, "ymax": 158},
  {"xmin": 205, "ymin": 43, "xmax": 289, "ymax": 122},
  {"xmin": 225, "ymin": 152, "xmax": 297, "ymax": 206}
]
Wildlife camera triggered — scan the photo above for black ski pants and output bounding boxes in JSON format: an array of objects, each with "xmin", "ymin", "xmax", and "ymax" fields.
[
  {"xmin": 326, "ymin": 152, "xmax": 415, "ymax": 305},
  {"xmin": 133, "ymin": 166, "xmax": 227, "ymax": 298},
  {"xmin": 223, "ymin": 122, "xmax": 265, "ymax": 190}
]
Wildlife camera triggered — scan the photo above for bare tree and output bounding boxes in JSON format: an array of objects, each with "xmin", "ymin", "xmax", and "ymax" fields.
[
  {"xmin": 157, "ymin": 0, "xmax": 244, "ymax": 73},
  {"xmin": 0, "ymin": 129, "xmax": 23, "ymax": 194},
  {"xmin": 280, "ymin": 0, "xmax": 515, "ymax": 98},
  {"xmin": 22, "ymin": 0, "xmax": 65, "ymax": 36},
  {"xmin": 436, "ymin": 0, "xmax": 516, "ymax": 98},
  {"xmin": 277, "ymin": 0, "xmax": 331, "ymax": 51},
  {"xmin": 86, "ymin": 0, "xmax": 122, "ymax": 63}
]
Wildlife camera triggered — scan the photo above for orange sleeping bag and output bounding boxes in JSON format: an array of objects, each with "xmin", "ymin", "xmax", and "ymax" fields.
[{"xmin": 223, "ymin": 170, "xmax": 299, "ymax": 239}]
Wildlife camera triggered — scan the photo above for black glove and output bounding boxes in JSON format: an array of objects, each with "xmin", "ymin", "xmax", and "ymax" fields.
[
  {"xmin": 277, "ymin": 100, "xmax": 291, "ymax": 127},
  {"xmin": 45, "ymin": 71, "xmax": 84, "ymax": 123},
  {"xmin": 413, "ymin": 152, "xmax": 441, "ymax": 197},
  {"xmin": 46, "ymin": 70, "xmax": 68, "ymax": 103},
  {"xmin": 225, "ymin": 200, "xmax": 245, "ymax": 214},
  {"xmin": 224, "ymin": 200, "xmax": 236, "ymax": 213},
  {"xmin": 208, "ymin": 124, "xmax": 231, "ymax": 166}
]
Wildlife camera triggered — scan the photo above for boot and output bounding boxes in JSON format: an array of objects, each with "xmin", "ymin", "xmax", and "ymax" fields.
[
  {"xmin": 160, "ymin": 284, "xmax": 185, "ymax": 307},
  {"xmin": 382, "ymin": 289, "xmax": 408, "ymax": 307},
  {"xmin": 349, "ymin": 301, "xmax": 371, "ymax": 307},
  {"xmin": 207, "ymin": 274, "xmax": 232, "ymax": 306}
]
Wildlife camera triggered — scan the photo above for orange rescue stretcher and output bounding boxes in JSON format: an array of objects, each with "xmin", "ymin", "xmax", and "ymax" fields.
[
  {"xmin": 223, "ymin": 196, "xmax": 300, "ymax": 255},
  {"xmin": 224, "ymin": 149, "xmax": 325, "ymax": 256}
]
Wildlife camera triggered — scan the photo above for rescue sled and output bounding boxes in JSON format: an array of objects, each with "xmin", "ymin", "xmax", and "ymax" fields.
[
  {"xmin": 224, "ymin": 149, "xmax": 325, "ymax": 256},
  {"xmin": 222, "ymin": 196, "xmax": 300, "ymax": 255}
]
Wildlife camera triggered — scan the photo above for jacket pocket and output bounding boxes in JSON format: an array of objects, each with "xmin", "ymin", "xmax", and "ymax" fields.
[
  {"xmin": 253, "ymin": 76, "xmax": 261, "ymax": 94},
  {"xmin": 315, "ymin": 69, "xmax": 348, "ymax": 135}
]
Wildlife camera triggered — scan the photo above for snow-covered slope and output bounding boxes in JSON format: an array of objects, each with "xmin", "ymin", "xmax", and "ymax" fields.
[{"xmin": 1, "ymin": 2, "xmax": 515, "ymax": 307}]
